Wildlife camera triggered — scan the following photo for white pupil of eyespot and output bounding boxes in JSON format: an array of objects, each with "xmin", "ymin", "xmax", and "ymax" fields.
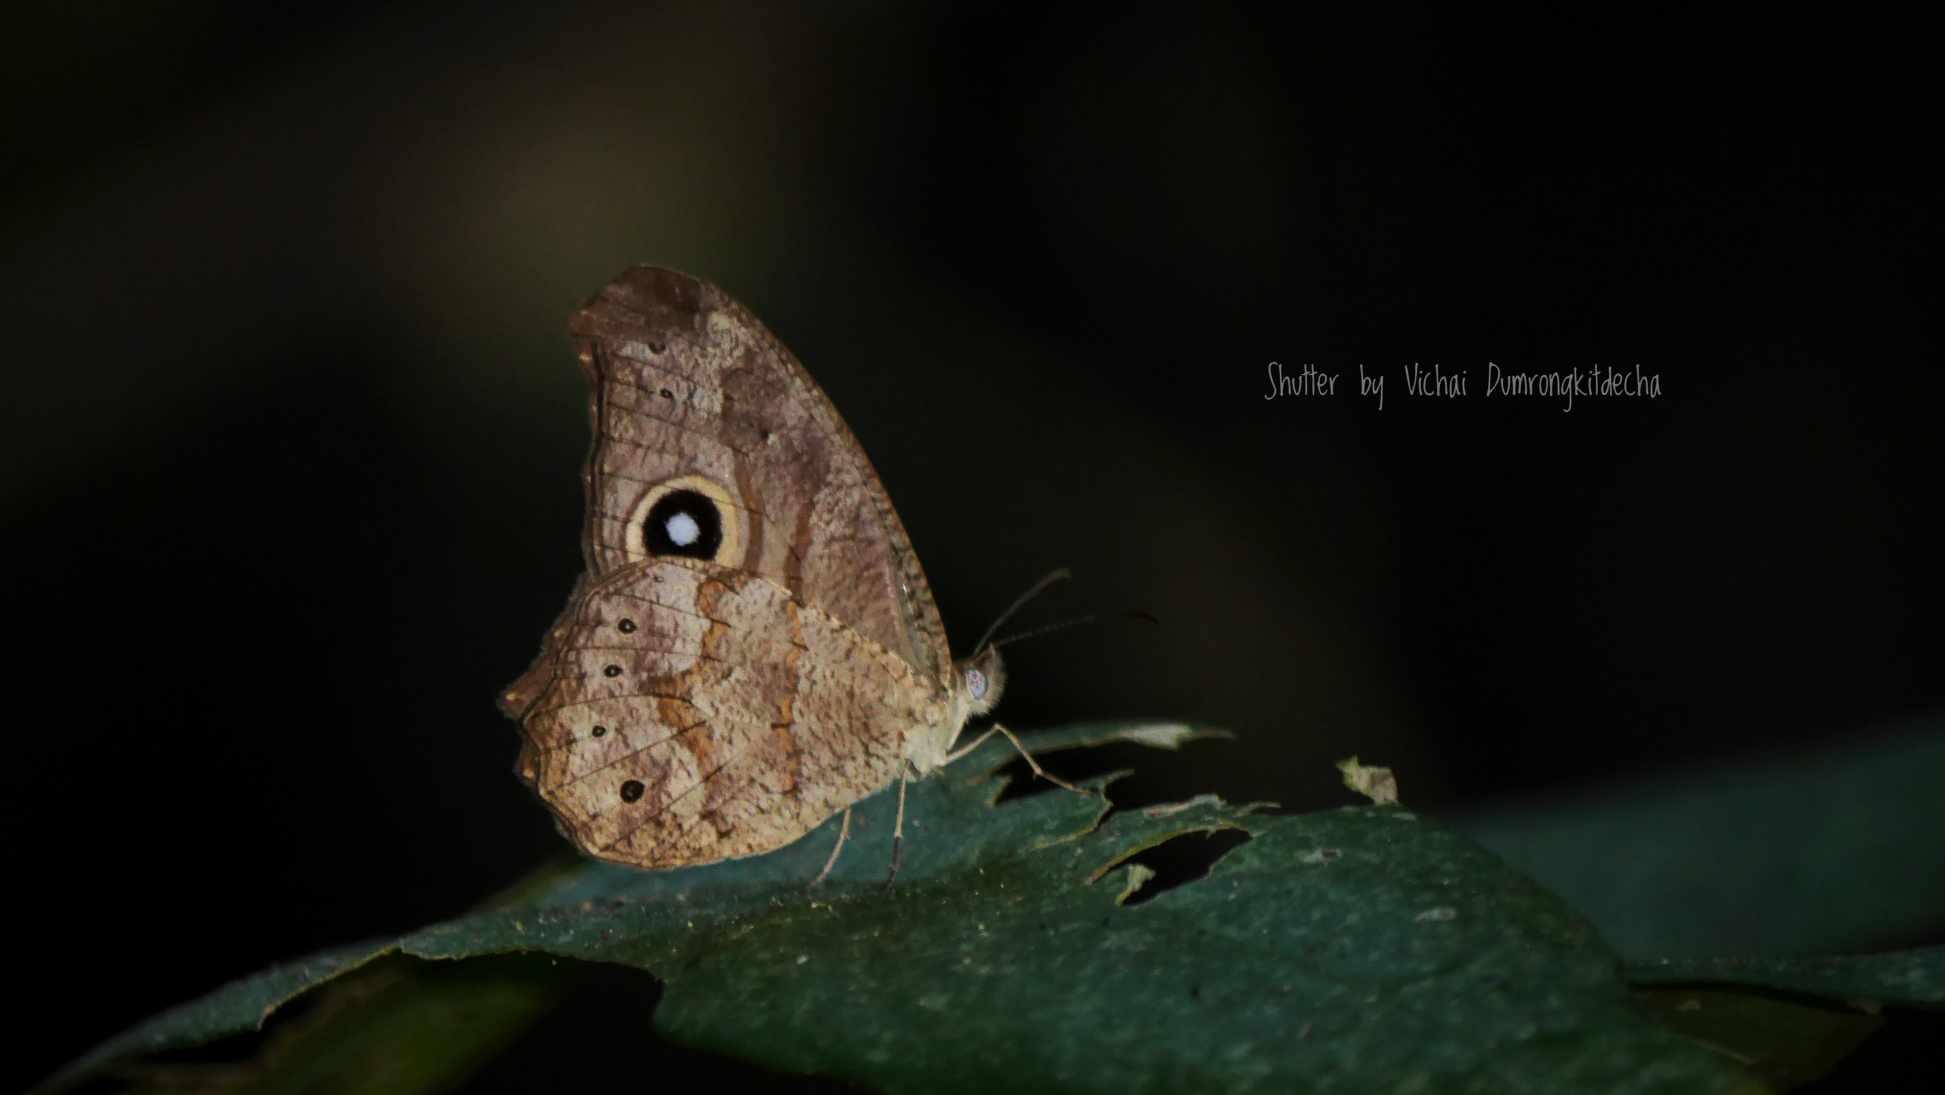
[
  {"xmin": 966, "ymin": 668, "xmax": 986, "ymax": 698},
  {"xmin": 665, "ymin": 511, "xmax": 701, "ymax": 546}
]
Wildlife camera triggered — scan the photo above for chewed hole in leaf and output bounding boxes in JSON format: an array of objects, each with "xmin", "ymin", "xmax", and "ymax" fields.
[{"xmin": 1109, "ymin": 828, "xmax": 1254, "ymax": 906}]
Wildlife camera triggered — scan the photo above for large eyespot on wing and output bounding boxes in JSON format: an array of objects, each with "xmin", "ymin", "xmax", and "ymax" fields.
[
  {"xmin": 512, "ymin": 557, "xmax": 941, "ymax": 869},
  {"xmin": 567, "ymin": 266, "xmax": 954, "ymax": 687},
  {"xmin": 624, "ymin": 474, "xmax": 744, "ymax": 565}
]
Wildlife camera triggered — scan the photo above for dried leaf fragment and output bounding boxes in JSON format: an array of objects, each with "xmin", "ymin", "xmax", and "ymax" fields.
[{"xmin": 1337, "ymin": 756, "xmax": 1399, "ymax": 805}]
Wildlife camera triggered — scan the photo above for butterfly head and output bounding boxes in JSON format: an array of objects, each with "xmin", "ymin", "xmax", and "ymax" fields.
[{"xmin": 957, "ymin": 644, "xmax": 1006, "ymax": 717}]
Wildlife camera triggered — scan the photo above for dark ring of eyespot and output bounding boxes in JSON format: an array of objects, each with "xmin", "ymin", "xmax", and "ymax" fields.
[{"xmin": 644, "ymin": 489, "xmax": 725, "ymax": 559}]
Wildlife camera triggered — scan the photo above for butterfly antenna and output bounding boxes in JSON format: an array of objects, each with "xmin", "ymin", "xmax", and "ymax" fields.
[
  {"xmin": 991, "ymin": 614, "xmax": 1097, "ymax": 649},
  {"xmin": 970, "ymin": 567, "xmax": 1072, "ymax": 657},
  {"xmin": 992, "ymin": 608, "xmax": 1158, "ymax": 649}
]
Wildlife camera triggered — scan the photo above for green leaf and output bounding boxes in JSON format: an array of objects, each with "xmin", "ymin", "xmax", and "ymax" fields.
[
  {"xmin": 1630, "ymin": 985, "xmax": 1883, "ymax": 1091},
  {"xmin": 1455, "ymin": 722, "xmax": 1945, "ymax": 960},
  {"xmin": 57, "ymin": 722, "xmax": 1760, "ymax": 1093},
  {"xmin": 1627, "ymin": 947, "xmax": 1945, "ymax": 1008},
  {"xmin": 1618, "ymin": 949, "xmax": 1945, "ymax": 1091}
]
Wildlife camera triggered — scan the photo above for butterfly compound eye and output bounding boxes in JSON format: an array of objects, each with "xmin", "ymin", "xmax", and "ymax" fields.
[
  {"xmin": 959, "ymin": 646, "xmax": 1005, "ymax": 716},
  {"xmin": 644, "ymin": 489, "xmax": 724, "ymax": 559}
]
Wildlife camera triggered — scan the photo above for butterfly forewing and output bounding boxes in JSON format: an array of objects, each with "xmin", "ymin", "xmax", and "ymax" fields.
[{"xmin": 568, "ymin": 267, "xmax": 954, "ymax": 687}]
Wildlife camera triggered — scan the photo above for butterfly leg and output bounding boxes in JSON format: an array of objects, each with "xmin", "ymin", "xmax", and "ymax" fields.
[
  {"xmin": 885, "ymin": 770, "xmax": 910, "ymax": 886},
  {"xmin": 942, "ymin": 724, "xmax": 1000, "ymax": 765},
  {"xmin": 992, "ymin": 722, "xmax": 1093, "ymax": 795},
  {"xmin": 809, "ymin": 806, "xmax": 852, "ymax": 888}
]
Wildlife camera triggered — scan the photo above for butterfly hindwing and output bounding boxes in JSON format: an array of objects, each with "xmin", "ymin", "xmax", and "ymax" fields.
[{"xmin": 513, "ymin": 558, "xmax": 940, "ymax": 869}]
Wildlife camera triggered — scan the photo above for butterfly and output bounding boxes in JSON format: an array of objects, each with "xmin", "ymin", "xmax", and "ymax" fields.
[{"xmin": 499, "ymin": 267, "xmax": 1080, "ymax": 881}]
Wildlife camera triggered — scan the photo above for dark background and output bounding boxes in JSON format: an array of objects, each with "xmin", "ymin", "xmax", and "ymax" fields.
[{"xmin": 6, "ymin": 3, "xmax": 1941, "ymax": 1090}]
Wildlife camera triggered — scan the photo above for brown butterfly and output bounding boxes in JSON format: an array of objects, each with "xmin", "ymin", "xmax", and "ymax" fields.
[{"xmin": 499, "ymin": 267, "xmax": 1079, "ymax": 881}]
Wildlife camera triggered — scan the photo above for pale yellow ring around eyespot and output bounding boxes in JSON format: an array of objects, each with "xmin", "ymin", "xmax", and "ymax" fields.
[{"xmin": 622, "ymin": 474, "xmax": 746, "ymax": 568}]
